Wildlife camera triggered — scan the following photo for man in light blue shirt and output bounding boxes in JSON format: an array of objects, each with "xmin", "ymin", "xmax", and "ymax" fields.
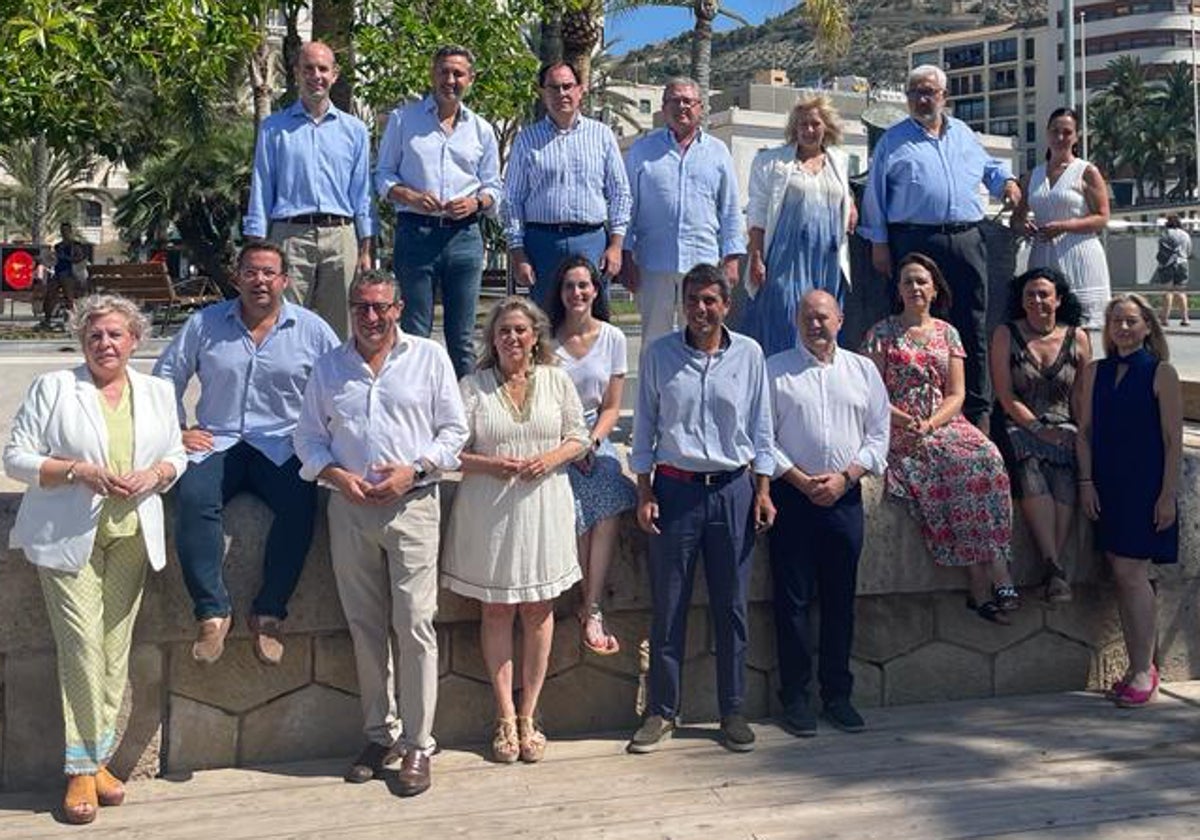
[
  {"xmin": 622, "ymin": 78, "xmax": 744, "ymax": 348},
  {"xmin": 503, "ymin": 61, "xmax": 632, "ymax": 308},
  {"xmin": 154, "ymin": 241, "xmax": 339, "ymax": 667},
  {"xmin": 860, "ymin": 64, "xmax": 1021, "ymax": 426},
  {"xmin": 245, "ymin": 41, "xmax": 376, "ymax": 339},
  {"xmin": 375, "ymin": 46, "xmax": 501, "ymax": 379},
  {"xmin": 627, "ymin": 264, "xmax": 776, "ymax": 756}
]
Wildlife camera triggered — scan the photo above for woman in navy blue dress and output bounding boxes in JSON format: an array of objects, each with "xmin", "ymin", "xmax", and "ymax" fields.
[{"xmin": 1076, "ymin": 294, "xmax": 1182, "ymax": 708}]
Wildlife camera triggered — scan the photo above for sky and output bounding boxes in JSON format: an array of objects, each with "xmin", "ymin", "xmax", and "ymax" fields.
[{"xmin": 605, "ymin": 1, "xmax": 798, "ymax": 55}]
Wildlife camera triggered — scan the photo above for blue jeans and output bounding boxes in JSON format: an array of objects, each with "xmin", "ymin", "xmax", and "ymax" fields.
[
  {"xmin": 173, "ymin": 442, "xmax": 317, "ymax": 621},
  {"xmin": 647, "ymin": 470, "xmax": 755, "ymax": 719},
  {"xmin": 394, "ymin": 215, "xmax": 484, "ymax": 380},
  {"xmin": 522, "ymin": 225, "xmax": 608, "ymax": 310}
]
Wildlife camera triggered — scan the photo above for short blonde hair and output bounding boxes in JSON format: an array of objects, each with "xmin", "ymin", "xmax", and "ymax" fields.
[
  {"xmin": 785, "ymin": 93, "xmax": 843, "ymax": 148},
  {"xmin": 1102, "ymin": 293, "xmax": 1169, "ymax": 361},
  {"xmin": 476, "ymin": 296, "xmax": 557, "ymax": 371},
  {"xmin": 68, "ymin": 294, "xmax": 150, "ymax": 347}
]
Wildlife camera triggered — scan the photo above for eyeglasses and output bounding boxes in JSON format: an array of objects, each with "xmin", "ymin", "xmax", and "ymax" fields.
[
  {"xmin": 350, "ymin": 300, "xmax": 396, "ymax": 317},
  {"xmin": 906, "ymin": 87, "xmax": 943, "ymax": 100},
  {"xmin": 665, "ymin": 97, "xmax": 700, "ymax": 109},
  {"xmin": 543, "ymin": 83, "xmax": 576, "ymax": 93},
  {"xmin": 239, "ymin": 267, "xmax": 282, "ymax": 280}
]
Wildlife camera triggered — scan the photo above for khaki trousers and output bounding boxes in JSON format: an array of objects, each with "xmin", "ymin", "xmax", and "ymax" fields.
[
  {"xmin": 328, "ymin": 487, "xmax": 440, "ymax": 751},
  {"xmin": 269, "ymin": 221, "xmax": 359, "ymax": 340},
  {"xmin": 636, "ymin": 269, "xmax": 686, "ymax": 357}
]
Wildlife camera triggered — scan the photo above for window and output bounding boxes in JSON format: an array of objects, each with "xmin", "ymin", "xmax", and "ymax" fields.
[
  {"xmin": 1024, "ymin": 38, "xmax": 1035, "ymax": 59},
  {"xmin": 945, "ymin": 43, "xmax": 984, "ymax": 69},
  {"xmin": 955, "ymin": 97, "xmax": 986, "ymax": 122},
  {"xmin": 1025, "ymin": 147, "xmax": 1039, "ymax": 172},
  {"xmin": 638, "ymin": 99, "xmax": 652, "ymax": 114},
  {"xmin": 992, "ymin": 68, "xmax": 1016, "ymax": 90},
  {"xmin": 1023, "ymin": 66, "xmax": 1035, "ymax": 87},
  {"xmin": 990, "ymin": 118, "xmax": 1019, "ymax": 136},
  {"xmin": 912, "ymin": 49, "xmax": 940, "ymax": 67},
  {"xmin": 989, "ymin": 38, "xmax": 1018, "ymax": 63},
  {"xmin": 1025, "ymin": 121, "xmax": 1037, "ymax": 143},
  {"xmin": 78, "ymin": 199, "xmax": 102, "ymax": 229}
]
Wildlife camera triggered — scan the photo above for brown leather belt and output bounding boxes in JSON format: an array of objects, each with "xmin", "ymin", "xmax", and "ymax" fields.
[
  {"xmin": 278, "ymin": 213, "xmax": 352, "ymax": 227},
  {"xmin": 656, "ymin": 463, "xmax": 746, "ymax": 487}
]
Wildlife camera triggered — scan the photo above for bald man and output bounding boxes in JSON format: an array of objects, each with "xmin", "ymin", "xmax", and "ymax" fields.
[
  {"xmin": 245, "ymin": 41, "xmax": 376, "ymax": 339},
  {"xmin": 766, "ymin": 291, "xmax": 890, "ymax": 737}
]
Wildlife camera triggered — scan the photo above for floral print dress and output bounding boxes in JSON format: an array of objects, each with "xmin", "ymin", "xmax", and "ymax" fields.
[{"xmin": 863, "ymin": 317, "xmax": 1012, "ymax": 567}]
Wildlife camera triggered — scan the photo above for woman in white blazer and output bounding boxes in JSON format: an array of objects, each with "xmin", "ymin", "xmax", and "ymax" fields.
[
  {"xmin": 4, "ymin": 294, "xmax": 186, "ymax": 824},
  {"xmin": 742, "ymin": 93, "xmax": 858, "ymax": 357}
]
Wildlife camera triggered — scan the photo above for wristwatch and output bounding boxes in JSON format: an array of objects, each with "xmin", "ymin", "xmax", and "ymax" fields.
[
  {"xmin": 414, "ymin": 464, "xmax": 429, "ymax": 483},
  {"xmin": 840, "ymin": 469, "xmax": 859, "ymax": 488},
  {"xmin": 65, "ymin": 462, "xmax": 78, "ymax": 484}
]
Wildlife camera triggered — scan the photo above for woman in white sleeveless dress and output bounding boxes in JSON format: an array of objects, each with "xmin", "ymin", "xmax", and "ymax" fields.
[{"xmin": 1011, "ymin": 107, "xmax": 1111, "ymax": 328}]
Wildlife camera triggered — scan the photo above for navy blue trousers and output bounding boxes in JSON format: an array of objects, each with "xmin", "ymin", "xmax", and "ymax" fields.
[
  {"xmin": 647, "ymin": 471, "xmax": 755, "ymax": 719},
  {"xmin": 767, "ymin": 479, "xmax": 863, "ymax": 710}
]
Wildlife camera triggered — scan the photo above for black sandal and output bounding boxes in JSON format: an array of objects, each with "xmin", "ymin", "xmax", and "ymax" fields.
[
  {"xmin": 966, "ymin": 598, "xmax": 1011, "ymax": 625},
  {"xmin": 993, "ymin": 583, "xmax": 1021, "ymax": 612},
  {"xmin": 1043, "ymin": 563, "xmax": 1072, "ymax": 604}
]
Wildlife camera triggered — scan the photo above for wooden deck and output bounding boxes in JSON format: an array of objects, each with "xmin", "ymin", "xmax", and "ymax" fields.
[{"xmin": 4, "ymin": 683, "xmax": 1200, "ymax": 839}]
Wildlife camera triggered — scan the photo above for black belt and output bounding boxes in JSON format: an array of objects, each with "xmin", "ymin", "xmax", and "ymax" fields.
[
  {"xmin": 656, "ymin": 463, "xmax": 747, "ymax": 487},
  {"xmin": 526, "ymin": 221, "xmax": 605, "ymax": 234},
  {"xmin": 278, "ymin": 213, "xmax": 352, "ymax": 227},
  {"xmin": 889, "ymin": 221, "xmax": 980, "ymax": 235},
  {"xmin": 398, "ymin": 212, "xmax": 479, "ymax": 229}
]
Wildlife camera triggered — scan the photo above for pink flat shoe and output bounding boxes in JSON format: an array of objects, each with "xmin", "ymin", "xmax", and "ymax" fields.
[{"xmin": 1114, "ymin": 666, "xmax": 1159, "ymax": 708}]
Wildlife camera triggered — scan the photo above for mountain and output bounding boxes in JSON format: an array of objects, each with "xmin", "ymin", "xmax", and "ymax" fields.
[{"xmin": 615, "ymin": 0, "xmax": 1046, "ymax": 91}]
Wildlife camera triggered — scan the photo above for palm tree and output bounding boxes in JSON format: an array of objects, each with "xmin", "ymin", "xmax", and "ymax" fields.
[
  {"xmin": 0, "ymin": 139, "xmax": 103, "ymax": 244},
  {"xmin": 1154, "ymin": 62, "xmax": 1196, "ymax": 199}
]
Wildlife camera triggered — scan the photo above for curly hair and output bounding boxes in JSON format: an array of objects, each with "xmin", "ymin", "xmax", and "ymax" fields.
[
  {"xmin": 1003, "ymin": 266, "xmax": 1084, "ymax": 327},
  {"xmin": 69, "ymin": 294, "xmax": 150, "ymax": 347},
  {"xmin": 476, "ymin": 296, "xmax": 557, "ymax": 370}
]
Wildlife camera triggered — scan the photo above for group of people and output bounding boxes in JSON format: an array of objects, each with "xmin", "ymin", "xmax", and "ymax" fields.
[{"xmin": 2, "ymin": 41, "xmax": 1187, "ymax": 825}]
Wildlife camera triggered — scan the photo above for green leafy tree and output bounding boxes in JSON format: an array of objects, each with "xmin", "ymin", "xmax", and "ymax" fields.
[{"xmin": 0, "ymin": 139, "xmax": 105, "ymax": 241}]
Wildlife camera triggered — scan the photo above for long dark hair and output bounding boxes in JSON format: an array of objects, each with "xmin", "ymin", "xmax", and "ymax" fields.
[
  {"xmin": 1004, "ymin": 266, "xmax": 1084, "ymax": 326},
  {"xmin": 546, "ymin": 255, "xmax": 611, "ymax": 332},
  {"xmin": 893, "ymin": 252, "xmax": 952, "ymax": 317},
  {"xmin": 1045, "ymin": 106, "xmax": 1081, "ymax": 160}
]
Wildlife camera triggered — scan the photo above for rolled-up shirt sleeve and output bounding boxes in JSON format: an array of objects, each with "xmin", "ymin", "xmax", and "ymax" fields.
[
  {"xmin": 152, "ymin": 316, "xmax": 200, "ymax": 425},
  {"xmin": 604, "ymin": 131, "xmax": 632, "ymax": 237},
  {"xmin": 859, "ymin": 139, "xmax": 891, "ymax": 244},
  {"xmin": 855, "ymin": 361, "xmax": 891, "ymax": 475},
  {"xmin": 630, "ymin": 350, "xmax": 659, "ymax": 475},
  {"xmin": 374, "ymin": 106, "xmax": 405, "ymax": 201}
]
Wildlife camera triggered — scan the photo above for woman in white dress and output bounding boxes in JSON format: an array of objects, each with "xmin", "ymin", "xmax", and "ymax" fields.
[
  {"xmin": 1011, "ymin": 107, "xmax": 1111, "ymax": 328},
  {"xmin": 546, "ymin": 256, "xmax": 638, "ymax": 656},
  {"xmin": 442, "ymin": 297, "xmax": 589, "ymax": 764}
]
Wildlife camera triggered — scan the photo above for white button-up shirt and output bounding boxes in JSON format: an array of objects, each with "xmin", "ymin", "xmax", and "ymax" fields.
[
  {"xmin": 295, "ymin": 329, "xmax": 468, "ymax": 487},
  {"xmin": 766, "ymin": 343, "xmax": 890, "ymax": 480}
]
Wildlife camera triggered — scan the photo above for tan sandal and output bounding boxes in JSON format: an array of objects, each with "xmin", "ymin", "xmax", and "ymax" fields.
[
  {"xmin": 580, "ymin": 603, "xmax": 620, "ymax": 656},
  {"xmin": 96, "ymin": 766, "xmax": 125, "ymax": 807},
  {"xmin": 517, "ymin": 715, "xmax": 546, "ymax": 763},
  {"xmin": 491, "ymin": 717, "xmax": 519, "ymax": 764},
  {"xmin": 64, "ymin": 774, "xmax": 98, "ymax": 824}
]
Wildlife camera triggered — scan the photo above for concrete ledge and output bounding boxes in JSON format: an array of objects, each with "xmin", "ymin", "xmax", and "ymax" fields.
[{"xmin": 1, "ymin": 446, "xmax": 1197, "ymax": 791}]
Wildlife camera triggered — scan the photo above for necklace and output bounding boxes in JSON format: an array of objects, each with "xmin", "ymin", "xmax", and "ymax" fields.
[{"xmin": 495, "ymin": 365, "xmax": 535, "ymax": 423}]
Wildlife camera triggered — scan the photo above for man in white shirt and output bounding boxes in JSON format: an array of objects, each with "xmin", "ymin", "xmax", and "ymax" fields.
[
  {"xmin": 294, "ymin": 270, "xmax": 467, "ymax": 796},
  {"xmin": 766, "ymin": 290, "xmax": 890, "ymax": 737}
]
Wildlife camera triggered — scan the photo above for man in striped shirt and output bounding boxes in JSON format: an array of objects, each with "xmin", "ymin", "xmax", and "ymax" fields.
[{"xmin": 502, "ymin": 61, "xmax": 632, "ymax": 308}]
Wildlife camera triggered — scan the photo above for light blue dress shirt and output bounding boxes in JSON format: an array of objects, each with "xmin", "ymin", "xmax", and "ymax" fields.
[
  {"xmin": 374, "ymin": 96, "xmax": 501, "ymax": 213},
  {"xmin": 623, "ymin": 128, "xmax": 745, "ymax": 273},
  {"xmin": 631, "ymin": 328, "xmax": 774, "ymax": 476},
  {"xmin": 294, "ymin": 330, "xmax": 469, "ymax": 485},
  {"xmin": 153, "ymin": 300, "xmax": 340, "ymax": 466},
  {"xmin": 859, "ymin": 115, "xmax": 1014, "ymax": 244},
  {"xmin": 244, "ymin": 101, "xmax": 377, "ymax": 240},
  {"xmin": 502, "ymin": 115, "xmax": 632, "ymax": 249}
]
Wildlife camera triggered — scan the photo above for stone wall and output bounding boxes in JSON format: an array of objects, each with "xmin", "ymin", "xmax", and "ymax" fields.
[{"xmin": 1, "ymin": 447, "xmax": 1197, "ymax": 792}]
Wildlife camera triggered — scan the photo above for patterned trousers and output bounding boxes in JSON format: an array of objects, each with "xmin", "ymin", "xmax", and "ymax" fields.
[{"xmin": 39, "ymin": 531, "xmax": 148, "ymax": 775}]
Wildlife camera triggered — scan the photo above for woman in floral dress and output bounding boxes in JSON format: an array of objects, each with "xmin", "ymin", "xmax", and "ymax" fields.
[{"xmin": 863, "ymin": 252, "xmax": 1017, "ymax": 624}]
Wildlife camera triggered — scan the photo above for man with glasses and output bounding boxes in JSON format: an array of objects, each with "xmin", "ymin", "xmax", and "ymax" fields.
[
  {"xmin": 622, "ymin": 78, "xmax": 744, "ymax": 350},
  {"xmin": 503, "ymin": 61, "xmax": 631, "ymax": 307},
  {"xmin": 860, "ymin": 64, "xmax": 1021, "ymax": 427},
  {"xmin": 375, "ymin": 46, "xmax": 501, "ymax": 380},
  {"xmin": 155, "ymin": 241, "xmax": 339, "ymax": 666},
  {"xmin": 296, "ymin": 270, "xmax": 467, "ymax": 795},
  {"xmin": 244, "ymin": 41, "xmax": 375, "ymax": 340}
]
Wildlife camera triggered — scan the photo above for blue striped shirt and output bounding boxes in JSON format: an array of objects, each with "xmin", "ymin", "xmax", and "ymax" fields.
[
  {"xmin": 374, "ymin": 96, "xmax": 501, "ymax": 213},
  {"xmin": 502, "ymin": 115, "xmax": 632, "ymax": 249},
  {"xmin": 631, "ymin": 328, "xmax": 775, "ymax": 476},
  {"xmin": 859, "ymin": 115, "xmax": 1014, "ymax": 243},
  {"xmin": 244, "ymin": 101, "xmax": 377, "ymax": 240},
  {"xmin": 624, "ymin": 128, "xmax": 745, "ymax": 273}
]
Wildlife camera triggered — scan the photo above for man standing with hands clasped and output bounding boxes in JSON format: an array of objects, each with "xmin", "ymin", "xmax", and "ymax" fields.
[
  {"xmin": 766, "ymin": 290, "xmax": 890, "ymax": 737},
  {"xmin": 627, "ymin": 263, "xmax": 776, "ymax": 755}
]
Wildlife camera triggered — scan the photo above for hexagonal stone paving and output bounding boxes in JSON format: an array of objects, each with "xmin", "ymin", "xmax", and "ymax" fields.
[
  {"xmin": 166, "ymin": 694, "xmax": 237, "ymax": 773},
  {"xmin": 853, "ymin": 595, "xmax": 934, "ymax": 662},
  {"xmin": 933, "ymin": 592, "xmax": 1043, "ymax": 655}
]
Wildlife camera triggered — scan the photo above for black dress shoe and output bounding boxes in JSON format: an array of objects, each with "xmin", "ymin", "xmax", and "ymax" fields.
[
  {"xmin": 394, "ymin": 750, "xmax": 431, "ymax": 797},
  {"xmin": 779, "ymin": 701, "xmax": 818, "ymax": 738},
  {"xmin": 344, "ymin": 741, "xmax": 390, "ymax": 784}
]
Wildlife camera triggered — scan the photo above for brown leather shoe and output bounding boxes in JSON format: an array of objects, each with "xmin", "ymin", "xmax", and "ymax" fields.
[
  {"xmin": 344, "ymin": 741, "xmax": 391, "ymax": 784},
  {"xmin": 64, "ymin": 774, "xmax": 98, "ymax": 824},
  {"xmin": 95, "ymin": 766, "xmax": 125, "ymax": 806},
  {"xmin": 248, "ymin": 615, "xmax": 284, "ymax": 666},
  {"xmin": 394, "ymin": 750, "xmax": 431, "ymax": 797},
  {"xmin": 192, "ymin": 615, "xmax": 232, "ymax": 664}
]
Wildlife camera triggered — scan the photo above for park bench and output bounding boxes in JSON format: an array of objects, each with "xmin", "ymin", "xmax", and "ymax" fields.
[{"xmin": 88, "ymin": 262, "xmax": 223, "ymax": 333}]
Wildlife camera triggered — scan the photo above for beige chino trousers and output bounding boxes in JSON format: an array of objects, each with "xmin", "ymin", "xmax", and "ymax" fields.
[{"xmin": 269, "ymin": 221, "xmax": 358, "ymax": 340}]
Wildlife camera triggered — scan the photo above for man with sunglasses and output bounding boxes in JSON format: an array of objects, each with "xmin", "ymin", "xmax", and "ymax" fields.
[
  {"xmin": 155, "ymin": 241, "xmax": 339, "ymax": 667},
  {"xmin": 860, "ymin": 64, "xmax": 1021, "ymax": 428},
  {"xmin": 503, "ymin": 61, "xmax": 631, "ymax": 308},
  {"xmin": 296, "ymin": 270, "xmax": 467, "ymax": 795},
  {"xmin": 622, "ymin": 78, "xmax": 744, "ymax": 351}
]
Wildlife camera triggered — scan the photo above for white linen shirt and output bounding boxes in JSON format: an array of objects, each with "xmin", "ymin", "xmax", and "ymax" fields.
[
  {"xmin": 766, "ymin": 344, "xmax": 890, "ymax": 480},
  {"xmin": 294, "ymin": 329, "xmax": 468, "ymax": 487}
]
